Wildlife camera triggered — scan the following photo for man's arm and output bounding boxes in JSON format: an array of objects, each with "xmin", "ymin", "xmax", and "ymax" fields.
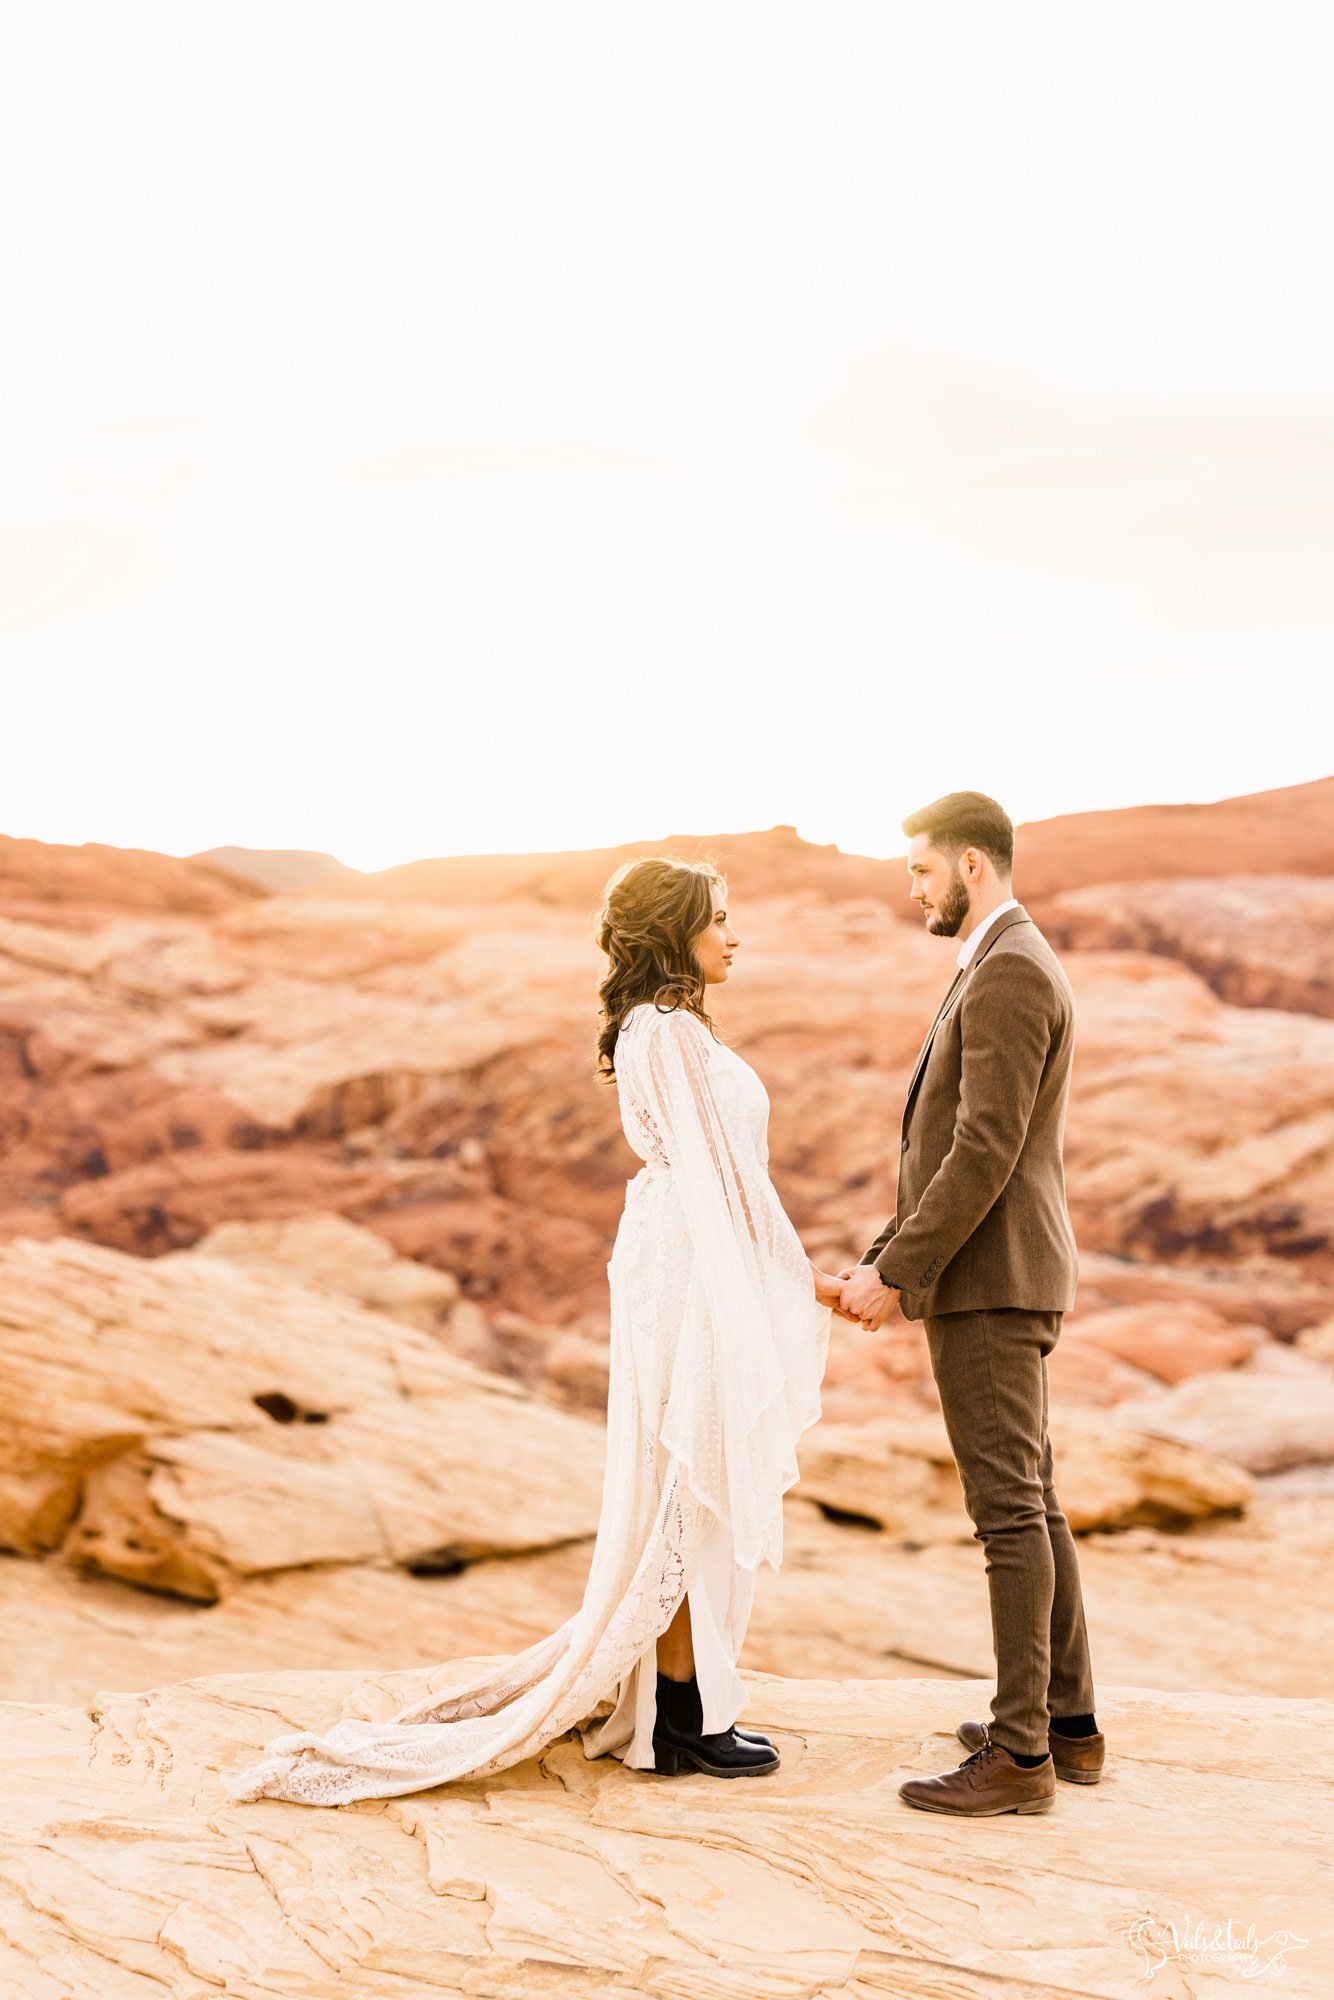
[
  {"xmin": 858, "ymin": 1217, "xmax": 896, "ymax": 1267},
  {"xmin": 874, "ymin": 951, "xmax": 1055, "ymax": 1295}
]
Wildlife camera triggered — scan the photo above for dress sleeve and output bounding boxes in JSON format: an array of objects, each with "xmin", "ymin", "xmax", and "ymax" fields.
[
  {"xmin": 624, "ymin": 1006, "xmax": 830, "ymax": 1572},
  {"xmin": 638, "ymin": 1008, "xmax": 773, "ymax": 1267}
]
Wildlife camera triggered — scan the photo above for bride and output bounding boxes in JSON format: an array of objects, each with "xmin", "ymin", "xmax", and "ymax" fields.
[{"xmin": 224, "ymin": 857, "xmax": 840, "ymax": 1806}]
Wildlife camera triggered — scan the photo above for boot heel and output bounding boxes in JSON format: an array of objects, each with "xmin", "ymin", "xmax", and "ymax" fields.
[
  {"xmin": 652, "ymin": 1736, "xmax": 681, "ymax": 1776},
  {"xmin": 1017, "ymin": 1792, "xmax": 1055, "ymax": 1813}
]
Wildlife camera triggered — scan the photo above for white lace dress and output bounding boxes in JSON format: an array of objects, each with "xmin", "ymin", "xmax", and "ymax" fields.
[{"xmin": 223, "ymin": 1002, "xmax": 831, "ymax": 1806}]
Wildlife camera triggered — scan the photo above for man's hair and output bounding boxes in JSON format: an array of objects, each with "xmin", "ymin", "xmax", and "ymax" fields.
[{"xmin": 902, "ymin": 791, "xmax": 1014, "ymax": 876}]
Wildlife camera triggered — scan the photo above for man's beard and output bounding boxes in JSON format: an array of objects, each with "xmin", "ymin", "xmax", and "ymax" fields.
[{"xmin": 926, "ymin": 868, "xmax": 971, "ymax": 937}]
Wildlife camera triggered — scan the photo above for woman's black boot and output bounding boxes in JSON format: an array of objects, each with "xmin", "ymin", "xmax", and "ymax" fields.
[
  {"xmin": 656, "ymin": 1674, "xmax": 777, "ymax": 1752},
  {"xmin": 653, "ymin": 1672, "xmax": 779, "ymax": 1777}
]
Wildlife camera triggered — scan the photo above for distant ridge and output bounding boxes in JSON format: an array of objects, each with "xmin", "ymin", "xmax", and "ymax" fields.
[
  {"xmin": 1000, "ymin": 774, "xmax": 1334, "ymax": 902},
  {"xmin": 186, "ymin": 775, "xmax": 1334, "ymax": 909},
  {"xmin": 0, "ymin": 834, "xmax": 262, "ymax": 929},
  {"xmin": 193, "ymin": 846, "xmax": 363, "ymax": 894}
]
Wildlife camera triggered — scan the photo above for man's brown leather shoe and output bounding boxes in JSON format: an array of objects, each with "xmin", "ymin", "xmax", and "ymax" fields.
[
  {"xmin": 957, "ymin": 1717, "xmax": 1104, "ymax": 1784},
  {"xmin": 899, "ymin": 1735, "xmax": 1056, "ymax": 1816}
]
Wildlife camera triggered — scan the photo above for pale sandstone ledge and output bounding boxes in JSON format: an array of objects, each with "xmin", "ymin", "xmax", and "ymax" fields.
[{"xmin": 0, "ymin": 1669, "xmax": 1327, "ymax": 2000}]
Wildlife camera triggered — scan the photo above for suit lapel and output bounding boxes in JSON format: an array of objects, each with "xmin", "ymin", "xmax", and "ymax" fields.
[
  {"xmin": 902, "ymin": 966, "xmax": 965, "ymax": 1106},
  {"xmin": 902, "ymin": 906, "xmax": 1031, "ymax": 1111}
]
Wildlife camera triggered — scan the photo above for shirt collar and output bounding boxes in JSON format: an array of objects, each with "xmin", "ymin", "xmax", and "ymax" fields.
[{"xmin": 956, "ymin": 896, "xmax": 1020, "ymax": 970}]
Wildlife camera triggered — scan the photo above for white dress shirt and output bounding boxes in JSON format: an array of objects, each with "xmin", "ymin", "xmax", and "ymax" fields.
[{"xmin": 956, "ymin": 896, "xmax": 1020, "ymax": 970}]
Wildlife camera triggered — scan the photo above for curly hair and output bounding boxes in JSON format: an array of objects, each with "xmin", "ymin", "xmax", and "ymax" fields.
[{"xmin": 594, "ymin": 856, "xmax": 725, "ymax": 1079}]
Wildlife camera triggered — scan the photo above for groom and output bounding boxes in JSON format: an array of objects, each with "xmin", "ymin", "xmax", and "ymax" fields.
[{"xmin": 839, "ymin": 791, "xmax": 1102, "ymax": 1817}]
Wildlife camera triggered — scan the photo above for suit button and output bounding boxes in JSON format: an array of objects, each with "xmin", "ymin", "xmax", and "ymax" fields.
[{"xmin": 901, "ymin": 1137, "xmax": 910, "ymax": 1152}]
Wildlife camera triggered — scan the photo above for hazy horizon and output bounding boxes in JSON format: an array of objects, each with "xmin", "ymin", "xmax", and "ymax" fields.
[
  {"xmin": 167, "ymin": 766, "xmax": 1331, "ymax": 875},
  {"xmin": 4, "ymin": 4, "xmax": 1332, "ymax": 871}
]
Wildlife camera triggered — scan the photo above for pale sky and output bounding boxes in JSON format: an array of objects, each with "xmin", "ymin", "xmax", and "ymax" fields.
[{"xmin": 2, "ymin": 2, "xmax": 1332, "ymax": 870}]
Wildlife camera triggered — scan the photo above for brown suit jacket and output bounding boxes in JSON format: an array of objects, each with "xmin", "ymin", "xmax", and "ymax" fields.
[{"xmin": 859, "ymin": 904, "xmax": 1080, "ymax": 1321}]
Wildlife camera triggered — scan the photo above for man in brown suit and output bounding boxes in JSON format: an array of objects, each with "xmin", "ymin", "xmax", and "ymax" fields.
[{"xmin": 839, "ymin": 791, "xmax": 1102, "ymax": 1816}]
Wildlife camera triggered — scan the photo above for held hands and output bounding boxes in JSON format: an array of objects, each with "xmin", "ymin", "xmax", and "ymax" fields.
[
  {"xmin": 837, "ymin": 1262, "xmax": 899, "ymax": 1332},
  {"xmin": 810, "ymin": 1265, "xmax": 863, "ymax": 1324}
]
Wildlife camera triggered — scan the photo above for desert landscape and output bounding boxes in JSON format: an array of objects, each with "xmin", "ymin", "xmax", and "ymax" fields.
[{"xmin": 2, "ymin": 775, "xmax": 1332, "ymax": 1995}]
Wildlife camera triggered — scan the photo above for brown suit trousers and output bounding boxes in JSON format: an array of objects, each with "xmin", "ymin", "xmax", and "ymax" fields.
[
  {"xmin": 860, "ymin": 907, "xmax": 1095, "ymax": 1754},
  {"xmin": 925, "ymin": 1305, "xmax": 1095, "ymax": 1753}
]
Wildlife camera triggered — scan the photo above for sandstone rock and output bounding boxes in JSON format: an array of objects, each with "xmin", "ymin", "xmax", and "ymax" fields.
[
  {"xmin": 56, "ymin": 1148, "xmax": 400, "ymax": 1254},
  {"xmin": 0, "ymin": 912, "xmax": 120, "ymax": 979},
  {"xmin": 1112, "ymin": 1343, "xmax": 1334, "ymax": 1474},
  {"xmin": 363, "ymin": 1185, "xmax": 614, "ymax": 1322},
  {"xmin": 1064, "ymin": 1301, "xmax": 1264, "ymax": 1384},
  {"xmin": 1041, "ymin": 873, "xmax": 1334, "ymax": 1016},
  {"xmin": 1008, "ymin": 771, "xmax": 1334, "ymax": 899},
  {"xmin": 1045, "ymin": 1332, "xmax": 1165, "ymax": 1405},
  {"xmin": 157, "ymin": 982, "xmax": 550, "ymax": 1129},
  {"xmin": 0, "ymin": 1667, "xmax": 1327, "ymax": 1999},
  {"xmin": 813, "ymin": 1314, "xmax": 939, "ymax": 1425},
  {"xmin": 211, "ymin": 894, "xmax": 476, "ymax": 978},
  {"xmin": 796, "ymin": 1410, "xmax": 1252, "ymax": 1538},
  {"xmin": 1050, "ymin": 1409, "xmax": 1256, "ymax": 1528},
  {"xmin": 533, "ymin": 1326, "xmax": 611, "ymax": 1412},
  {"xmin": 192, "ymin": 844, "xmax": 357, "ymax": 893},
  {"xmin": 1296, "ymin": 1316, "xmax": 1334, "ymax": 1362},
  {"xmin": 3, "ymin": 1472, "xmax": 1331, "ymax": 1713},
  {"xmin": 5, "ymin": 835, "xmax": 1334, "ymax": 1331},
  {"xmin": 1060, "ymin": 951, "xmax": 1334, "ymax": 1280},
  {"xmin": 796, "ymin": 1417, "xmax": 970, "ymax": 1539},
  {"xmin": 189, "ymin": 1211, "xmax": 462, "ymax": 1330},
  {"xmin": 0, "ymin": 830, "xmax": 259, "ymax": 923},
  {"xmin": 748, "ymin": 1485, "xmax": 1334, "ymax": 1699},
  {"xmin": 1073, "ymin": 1248, "xmax": 1333, "ymax": 1340},
  {"xmin": 0, "ymin": 1235, "xmax": 603, "ymax": 1599},
  {"xmin": 0, "ymin": 1541, "xmax": 590, "ymax": 1707},
  {"xmin": 816, "ymin": 1296, "xmax": 1272, "ymax": 1424}
]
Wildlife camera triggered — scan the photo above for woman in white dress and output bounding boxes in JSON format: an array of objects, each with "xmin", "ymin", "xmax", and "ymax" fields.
[{"xmin": 224, "ymin": 858, "xmax": 839, "ymax": 1806}]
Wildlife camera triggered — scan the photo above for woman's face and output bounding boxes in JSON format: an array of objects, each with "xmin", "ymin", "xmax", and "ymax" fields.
[{"xmin": 692, "ymin": 882, "xmax": 739, "ymax": 984}]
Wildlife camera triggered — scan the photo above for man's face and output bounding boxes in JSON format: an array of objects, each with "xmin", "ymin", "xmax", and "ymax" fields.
[{"xmin": 907, "ymin": 833, "xmax": 972, "ymax": 937}]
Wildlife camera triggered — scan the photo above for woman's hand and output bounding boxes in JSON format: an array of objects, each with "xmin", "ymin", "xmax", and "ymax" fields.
[{"xmin": 810, "ymin": 1264, "xmax": 858, "ymax": 1319}]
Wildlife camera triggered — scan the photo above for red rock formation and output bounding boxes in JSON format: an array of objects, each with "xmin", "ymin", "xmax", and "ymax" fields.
[
  {"xmin": 1038, "ymin": 875, "xmax": 1334, "ymax": 1016},
  {"xmin": 1001, "ymin": 774, "xmax": 1334, "ymax": 899},
  {"xmin": 0, "ymin": 834, "xmax": 261, "ymax": 928},
  {"xmin": 0, "ymin": 775, "xmax": 1329, "ymax": 1385}
]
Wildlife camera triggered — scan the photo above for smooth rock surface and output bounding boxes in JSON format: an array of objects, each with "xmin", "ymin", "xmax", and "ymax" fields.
[
  {"xmin": 796, "ymin": 1410, "xmax": 1254, "ymax": 1537},
  {"xmin": 0, "ymin": 1235, "xmax": 603, "ymax": 1596},
  {"xmin": 0, "ymin": 1667, "xmax": 1327, "ymax": 1999},
  {"xmin": 6, "ymin": 1476, "xmax": 1329, "ymax": 1712},
  {"xmin": 189, "ymin": 1210, "xmax": 465, "ymax": 1331},
  {"xmin": 1113, "ymin": 1343, "xmax": 1334, "ymax": 1474},
  {"xmin": 1064, "ymin": 1300, "xmax": 1265, "ymax": 1383}
]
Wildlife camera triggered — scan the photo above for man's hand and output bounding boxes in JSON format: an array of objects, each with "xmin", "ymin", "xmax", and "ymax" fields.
[{"xmin": 838, "ymin": 1263, "xmax": 898, "ymax": 1331}]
